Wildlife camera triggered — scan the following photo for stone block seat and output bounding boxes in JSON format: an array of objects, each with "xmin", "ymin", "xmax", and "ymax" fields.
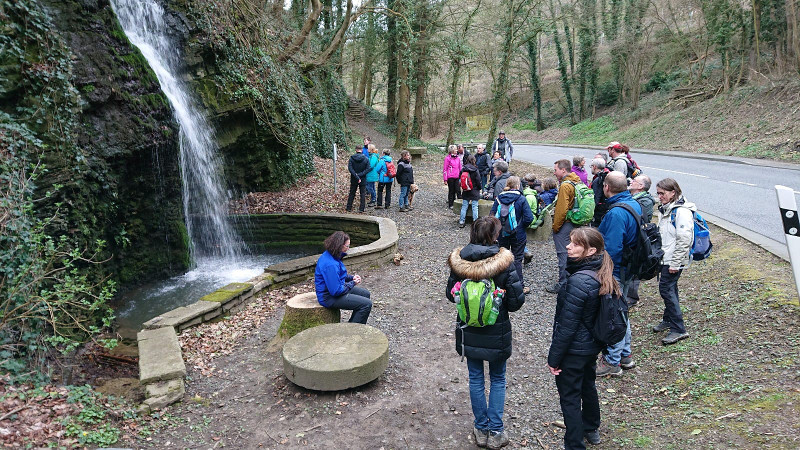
[
  {"xmin": 452, "ymin": 198, "xmax": 495, "ymax": 222},
  {"xmin": 277, "ymin": 292, "xmax": 341, "ymax": 339},
  {"xmin": 282, "ymin": 323, "xmax": 389, "ymax": 391},
  {"xmin": 407, "ymin": 146, "xmax": 426, "ymax": 165}
]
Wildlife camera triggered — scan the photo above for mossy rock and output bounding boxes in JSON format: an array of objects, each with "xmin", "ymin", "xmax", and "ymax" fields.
[{"xmin": 200, "ymin": 282, "xmax": 253, "ymax": 303}]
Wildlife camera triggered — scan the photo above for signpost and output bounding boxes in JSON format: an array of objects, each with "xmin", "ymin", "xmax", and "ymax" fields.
[
  {"xmin": 333, "ymin": 143, "xmax": 337, "ymax": 193},
  {"xmin": 775, "ymin": 185, "xmax": 800, "ymax": 298}
]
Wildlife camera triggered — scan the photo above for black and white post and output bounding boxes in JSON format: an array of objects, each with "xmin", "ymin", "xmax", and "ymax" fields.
[{"xmin": 775, "ymin": 185, "xmax": 800, "ymax": 297}]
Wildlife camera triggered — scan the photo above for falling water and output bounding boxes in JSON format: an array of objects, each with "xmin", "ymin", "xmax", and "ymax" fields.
[{"xmin": 111, "ymin": 0, "xmax": 245, "ymax": 262}]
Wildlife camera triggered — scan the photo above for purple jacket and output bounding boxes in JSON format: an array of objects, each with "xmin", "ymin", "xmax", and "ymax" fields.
[
  {"xmin": 572, "ymin": 166, "xmax": 589, "ymax": 185},
  {"xmin": 443, "ymin": 154, "xmax": 462, "ymax": 181}
]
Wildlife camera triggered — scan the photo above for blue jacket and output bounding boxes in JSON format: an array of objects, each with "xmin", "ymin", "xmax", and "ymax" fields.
[
  {"xmin": 540, "ymin": 188, "xmax": 558, "ymax": 205},
  {"xmin": 366, "ymin": 153, "xmax": 380, "ymax": 182},
  {"xmin": 598, "ymin": 191, "xmax": 641, "ymax": 278},
  {"xmin": 376, "ymin": 155, "xmax": 393, "ymax": 183},
  {"xmin": 314, "ymin": 251, "xmax": 354, "ymax": 307},
  {"xmin": 491, "ymin": 190, "xmax": 534, "ymax": 242}
]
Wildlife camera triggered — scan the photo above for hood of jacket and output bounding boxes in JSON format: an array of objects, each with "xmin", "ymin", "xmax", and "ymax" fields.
[
  {"xmin": 659, "ymin": 196, "xmax": 697, "ymax": 215},
  {"xmin": 522, "ymin": 186, "xmax": 538, "ymax": 196},
  {"xmin": 566, "ymin": 254, "xmax": 604, "ymax": 274},
  {"xmin": 463, "ymin": 163, "xmax": 478, "ymax": 173},
  {"xmin": 448, "ymin": 245, "xmax": 514, "ymax": 280},
  {"xmin": 562, "ymin": 172, "xmax": 582, "ymax": 184},
  {"xmin": 497, "ymin": 190, "xmax": 522, "ymax": 205},
  {"xmin": 605, "ymin": 190, "xmax": 635, "ymax": 205}
]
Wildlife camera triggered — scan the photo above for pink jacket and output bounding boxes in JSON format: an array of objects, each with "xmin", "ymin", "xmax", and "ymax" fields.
[
  {"xmin": 572, "ymin": 165, "xmax": 588, "ymax": 185},
  {"xmin": 443, "ymin": 154, "xmax": 462, "ymax": 181}
]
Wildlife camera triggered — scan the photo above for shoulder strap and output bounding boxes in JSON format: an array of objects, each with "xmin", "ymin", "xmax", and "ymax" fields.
[{"xmin": 610, "ymin": 202, "xmax": 643, "ymax": 225}]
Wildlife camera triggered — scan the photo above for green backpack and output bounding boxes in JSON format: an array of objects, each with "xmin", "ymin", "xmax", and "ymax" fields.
[
  {"xmin": 454, "ymin": 279, "xmax": 505, "ymax": 327},
  {"xmin": 565, "ymin": 181, "xmax": 595, "ymax": 225}
]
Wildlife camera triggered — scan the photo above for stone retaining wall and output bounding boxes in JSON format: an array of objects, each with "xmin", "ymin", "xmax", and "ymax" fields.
[{"xmin": 137, "ymin": 214, "xmax": 398, "ymax": 411}]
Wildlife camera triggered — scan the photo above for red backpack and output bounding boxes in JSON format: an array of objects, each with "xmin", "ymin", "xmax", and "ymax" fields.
[
  {"xmin": 460, "ymin": 171, "xmax": 473, "ymax": 191},
  {"xmin": 384, "ymin": 159, "xmax": 397, "ymax": 178}
]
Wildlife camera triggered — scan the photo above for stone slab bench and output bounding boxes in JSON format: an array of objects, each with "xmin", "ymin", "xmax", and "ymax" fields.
[
  {"xmin": 138, "ymin": 327, "xmax": 186, "ymax": 412},
  {"xmin": 407, "ymin": 146, "xmax": 426, "ymax": 165},
  {"xmin": 282, "ymin": 323, "xmax": 389, "ymax": 391}
]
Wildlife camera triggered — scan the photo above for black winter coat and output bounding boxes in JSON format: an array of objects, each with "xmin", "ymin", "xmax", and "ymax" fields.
[
  {"xmin": 476, "ymin": 153, "xmax": 490, "ymax": 175},
  {"xmin": 547, "ymin": 256, "xmax": 604, "ymax": 368},
  {"xmin": 461, "ymin": 164, "xmax": 482, "ymax": 201},
  {"xmin": 590, "ymin": 169, "xmax": 609, "ymax": 227},
  {"xmin": 348, "ymin": 152, "xmax": 371, "ymax": 182},
  {"xmin": 396, "ymin": 159, "xmax": 414, "ymax": 186},
  {"xmin": 446, "ymin": 244, "xmax": 526, "ymax": 362}
]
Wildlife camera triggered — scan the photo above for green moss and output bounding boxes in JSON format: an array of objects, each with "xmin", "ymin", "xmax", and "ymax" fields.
[
  {"xmin": 200, "ymin": 282, "xmax": 253, "ymax": 303},
  {"xmin": 277, "ymin": 314, "xmax": 340, "ymax": 339}
]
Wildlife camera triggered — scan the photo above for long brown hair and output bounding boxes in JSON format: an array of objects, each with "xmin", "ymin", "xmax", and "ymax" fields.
[
  {"xmin": 324, "ymin": 231, "xmax": 350, "ymax": 260},
  {"xmin": 569, "ymin": 228, "xmax": 620, "ymax": 296}
]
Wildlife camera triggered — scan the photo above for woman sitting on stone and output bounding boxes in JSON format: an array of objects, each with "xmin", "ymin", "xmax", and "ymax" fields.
[{"xmin": 314, "ymin": 231, "xmax": 372, "ymax": 324}]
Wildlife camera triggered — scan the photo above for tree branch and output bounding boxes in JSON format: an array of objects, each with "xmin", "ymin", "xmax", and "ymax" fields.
[{"xmin": 279, "ymin": 0, "xmax": 323, "ymax": 62}]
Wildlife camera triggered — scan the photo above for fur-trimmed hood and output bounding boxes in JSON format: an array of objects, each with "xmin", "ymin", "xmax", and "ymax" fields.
[{"xmin": 447, "ymin": 244, "xmax": 514, "ymax": 280}]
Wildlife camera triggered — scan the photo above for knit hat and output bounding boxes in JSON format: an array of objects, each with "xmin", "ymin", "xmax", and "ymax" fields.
[{"xmin": 498, "ymin": 130, "xmax": 506, "ymax": 135}]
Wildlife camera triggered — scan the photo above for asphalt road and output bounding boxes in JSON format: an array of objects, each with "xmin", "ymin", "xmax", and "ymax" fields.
[{"xmin": 512, "ymin": 144, "xmax": 800, "ymax": 248}]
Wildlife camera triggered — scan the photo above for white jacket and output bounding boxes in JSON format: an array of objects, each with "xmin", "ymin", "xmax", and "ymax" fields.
[{"xmin": 657, "ymin": 197, "xmax": 696, "ymax": 270}]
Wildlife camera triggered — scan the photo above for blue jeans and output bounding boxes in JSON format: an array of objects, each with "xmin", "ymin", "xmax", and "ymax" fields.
[
  {"xmin": 659, "ymin": 265, "xmax": 686, "ymax": 333},
  {"xmin": 398, "ymin": 185, "xmax": 410, "ymax": 208},
  {"xmin": 366, "ymin": 182, "xmax": 376, "ymax": 203},
  {"xmin": 328, "ymin": 286, "xmax": 372, "ymax": 324},
  {"xmin": 605, "ymin": 275, "xmax": 632, "ymax": 366},
  {"xmin": 466, "ymin": 358, "xmax": 507, "ymax": 433},
  {"xmin": 460, "ymin": 199, "xmax": 479, "ymax": 223}
]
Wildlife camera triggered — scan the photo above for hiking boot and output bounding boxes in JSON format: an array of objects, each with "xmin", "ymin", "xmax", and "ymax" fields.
[
  {"xmin": 523, "ymin": 250, "xmax": 534, "ymax": 264},
  {"xmin": 523, "ymin": 287, "xmax": 531, "ymax": 294},
  {"xmin": 544, "ymin": 282, "xmax": 560, "ymax": 293},
  {"xmin": 596, "ymin": 358, "xmax": 623, "ymax": 377},
  {"xmin": 620, "ymin": 355, "xmax": 636, "ymax": 370},
  {"xmin": 367, "ymin": 202, "xmax": 376, "ymax": 207},
  {"xmin": 487, "ymin": 430, "xmax": 509, "ymax": 449},
  {"xmin": 399, "ymin": 207, "xmax": 409, "ymax": 212},
  {"xmin": 662, "ymin": 331, "xmax": 689, "ymax": 345},
  {"xmin": 459, "ymin": 221, "xmax": 466, "ymax": 228},
  {"xmin": 473, "ymin": 427, "xmax": 489, "ymax": 448},
  {"xmin": 627, "ymin": 298, "xmax": 638, "ymax": 308},
  {"xmin": 651, "ymin": 322, "xmax": 670, "ymax": 333},
  {"xmin": 585, "ymin": 430, "xmax": 601, "ymax": 445}
]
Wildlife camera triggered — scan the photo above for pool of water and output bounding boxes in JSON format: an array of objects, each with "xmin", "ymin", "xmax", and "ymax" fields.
[{"xmin": 114, "ymin": 249, "xmax": 315, "ymax": 334}]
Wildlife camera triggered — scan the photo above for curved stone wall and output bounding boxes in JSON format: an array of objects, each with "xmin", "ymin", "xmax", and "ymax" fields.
[{"xmin": 137, "ymin": 213, "xmax": 398, "ymax": 411}]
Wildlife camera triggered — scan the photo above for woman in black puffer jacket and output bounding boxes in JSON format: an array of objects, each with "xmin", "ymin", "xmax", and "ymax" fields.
[
  {"xmin": 547, "ymin": 227, "xmax": 616, "ymax": 449},
  {"xmin": 446, "ymin": 216, "xmax": 525, "ymax": 449}
]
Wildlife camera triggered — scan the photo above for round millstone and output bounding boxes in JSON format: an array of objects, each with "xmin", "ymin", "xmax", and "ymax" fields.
[{"xmin": 282, "ymin": 323, "xmax": 389, "ymax": 391}]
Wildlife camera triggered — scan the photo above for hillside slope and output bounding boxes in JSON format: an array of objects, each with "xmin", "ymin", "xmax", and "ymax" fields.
[{"xmin": 434, "ymin": 79, "xmax": 800, "ymax": 162}]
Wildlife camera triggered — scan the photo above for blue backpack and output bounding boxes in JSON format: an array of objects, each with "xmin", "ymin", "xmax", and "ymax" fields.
[
  {"xmin": 671, "ymin": 208, "xmax": 712, "ymax": 261},
  {"xmin": 495, "ymin": 201, "xmax": 518, "ymax": 237}
]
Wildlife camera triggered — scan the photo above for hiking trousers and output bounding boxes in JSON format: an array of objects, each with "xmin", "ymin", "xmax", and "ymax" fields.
[
  {"xmin": 328, "ymin": 286, "xmax": 372, "ymax": 324},
  {"xmin": 377, "ymin": 182, "xmax": 392, "ymax": 207},
  {"xmin": 498, "ymin": 236, "xmax": 525, "ymax": 285},
  {"xmin": 555, "ymin": 353, "xmax": 601, "ymax": 450},
  {"xmin": 346, "ymin": 178, "xmax": 366, "ymax": 212},
  {"xmin": 447, "ymin": 178, "xmax": 460, "ymax": 207}
]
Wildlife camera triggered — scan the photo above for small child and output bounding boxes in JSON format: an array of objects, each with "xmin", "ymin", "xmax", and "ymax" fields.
[
  {"xmin": 540, "ymin": 177, "xmax": 558, "ymax": 206},
  {"xmin": 396, "ymin": 150, "xmax": 415, "ymax": 212}
]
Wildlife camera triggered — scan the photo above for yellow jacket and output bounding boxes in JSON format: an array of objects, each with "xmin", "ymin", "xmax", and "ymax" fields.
[{"xmin": 552, "ymin": 172, "xmax": 582, "ymax": 232}]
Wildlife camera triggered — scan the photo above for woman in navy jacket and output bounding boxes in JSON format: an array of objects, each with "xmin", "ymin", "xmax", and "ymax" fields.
[
  {"xmin": 547, "ymin": 227, "xmax": 612, "ymax": 449},
  {"xmin": 314, "ymin": 231, "xmax": 372, "ymax": 324},
  {"xmin": 490, "ymin": 176, "xmax": 534, "ymax": 284}
]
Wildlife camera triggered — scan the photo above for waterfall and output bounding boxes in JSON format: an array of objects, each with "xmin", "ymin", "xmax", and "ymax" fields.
[{"xmin": 110, "ymin": 0, "xmax": 245, "ymax": 263}]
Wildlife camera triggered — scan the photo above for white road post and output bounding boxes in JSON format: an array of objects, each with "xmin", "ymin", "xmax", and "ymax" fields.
[
  {"xmin": 775, "ymin": 185, "xmax": 800, "ymax": 298},
  {"xmin": 333, "ymin": 143, "xmax": 338, "ymax": 194}
]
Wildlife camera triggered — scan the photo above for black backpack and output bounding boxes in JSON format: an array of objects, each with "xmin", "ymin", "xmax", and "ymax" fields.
[
  {"xmin": 609, "ymin": 203, "xmax": 664, "ymax": 281},
  {"xmin": 577, "ymin": 270, "xmax": 628, "ymax": 345}
]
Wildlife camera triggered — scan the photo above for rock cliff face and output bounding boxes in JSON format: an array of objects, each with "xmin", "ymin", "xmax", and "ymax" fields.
[
  {"xmin": 164, "ymin": 0, "xmax": 349, "ymax": 193},
  {"xmin": 2, "ymin": 0, "xmax": 190, "ymax": 285}
]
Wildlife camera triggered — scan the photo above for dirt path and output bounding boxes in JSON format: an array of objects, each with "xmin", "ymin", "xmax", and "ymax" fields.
[{"xmin": 123, "ymin": 156, "xmax": 800, "ymax": 449}]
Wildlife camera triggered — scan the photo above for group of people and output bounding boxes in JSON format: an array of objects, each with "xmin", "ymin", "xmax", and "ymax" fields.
[
  {"xmin": 444, "ymin": 141, "xmax": 698, "ymax": 449},
  {"xmin": 327, "ymin": 137, "xmax": 699, "ymax": 449},
  {"xmin": 346, "ymin": 136, "xmax": 419, "ymax": 213}
]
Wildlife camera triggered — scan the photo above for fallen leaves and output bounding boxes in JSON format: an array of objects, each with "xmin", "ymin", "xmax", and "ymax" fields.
[{"xmin": 179, "ymin": 282, "xmax": 314, "ymax": 377}]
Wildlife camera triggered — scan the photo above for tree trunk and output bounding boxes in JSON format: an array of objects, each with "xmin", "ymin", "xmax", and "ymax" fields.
[
  {"xmin": 551, "ymin": 0, "xmax": 576, "ymax": 124},
  {"xmin": 386, "ymin": 0, "xmax": 398, "ymax": 125},
  {"xmin": 446, "ymin": 62, "xmax": 462, "ymax": 147},
  {"xmin": 527, "ymin": 36, "xmax": 545, "ymax": 130},
  {"xmin": 487, "ymin": 2, "xmax": 516, "ymax": 148},
  {"xmin": 394, "ymin": 0, "xmax": 411, "ymax": 149},
  {"xmin": 277, "ymin": 293, "xmax": 341, "ymax": 339},
  {"xmin": 281, "ymin": 0, "xmax": 323, "ymax": 62}
]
